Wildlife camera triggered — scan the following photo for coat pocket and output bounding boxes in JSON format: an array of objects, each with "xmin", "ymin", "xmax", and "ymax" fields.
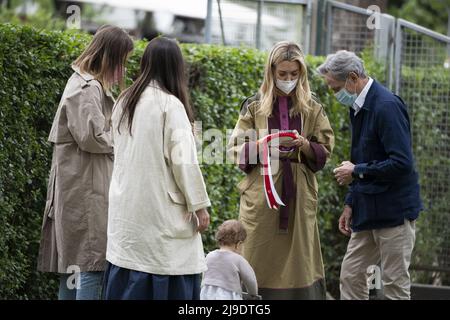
[
  {"xmin": 44, "ymin": 167, "xmax": 57, "ymax": 220},
  {"xmin": 237, "ymin": 168, "xmax": 259, "ymax": 195},
  {"xmin": 352, "ymin": 191, "xmax": 378, "ymax": 223},
  {"xmin": 44, "ymin": 200, "xmax": 55, "ymax": 220},
  {"xmin": 300, "ymin": 164, "xmax": 318, "ymax": 200},
  {"xmin": 355, "ymin": 181, "xmax": 390, "ymax": 194},
  {"xmin": 92, "ymin": 154, "xmax": 113, "ymax": 197},
  {"xmin": 168, "ymin": 191, "xmax": 187, "ymax": 205},
  {"xmin": 165, "ymin": 191, "xmax": 195, "ymax": 239}
]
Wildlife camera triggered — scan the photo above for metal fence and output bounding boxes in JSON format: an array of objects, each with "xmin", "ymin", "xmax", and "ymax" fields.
[
  {"xmin": 324, "ymin": 0, "xmax": 395, "ymax": 88},
  {"xmin": 325, "ymin": 1, "xmax": 375, "ymax": 54},
  {"xmin": 204, "ymin": 0, "xmax": 311, "ymax": 52},
  {"xmin": 394, "ymin": 19, "xmax": 450, "ymax": 285}
]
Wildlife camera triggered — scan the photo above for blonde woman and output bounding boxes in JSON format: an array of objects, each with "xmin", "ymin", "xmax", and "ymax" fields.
[
  {"xmin": 37, "ymin": 25, "xmax": 133, "ymax": 300},
  {"xmin": 227, "ymin": 41, "xmax": 334, "ymax": 299}
]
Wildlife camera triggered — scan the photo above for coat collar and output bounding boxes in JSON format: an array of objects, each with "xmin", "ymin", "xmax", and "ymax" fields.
[
  {"xmin": 148, "ymin": 80, "xmax": 162, "ymax": 90},
  {"xmin": 71, "ymin": 65, "xmax": 115, "ymax": 101},
  {"xmin": 71, "ymin": 65, "xmax": 95, "ymax": 82}
]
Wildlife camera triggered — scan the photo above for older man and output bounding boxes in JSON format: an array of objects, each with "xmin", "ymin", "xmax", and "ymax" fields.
[{"xmin": 318, "ymin": 50, "xmax": 423, "ymax": 300}]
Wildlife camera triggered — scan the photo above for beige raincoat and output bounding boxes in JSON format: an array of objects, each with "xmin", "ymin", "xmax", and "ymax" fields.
[
  {"xmin": 37, "ymin": 66, "xmax": 114, "ymax": 273},
  {"xmin": 227, "ymin": 94, "xmax": 334, "ymax": 299}
]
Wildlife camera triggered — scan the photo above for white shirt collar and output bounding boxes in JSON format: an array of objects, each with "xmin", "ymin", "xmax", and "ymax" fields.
[{"xmin": 353, "ymin": 77, "xmax": 373, "ymax": 114}]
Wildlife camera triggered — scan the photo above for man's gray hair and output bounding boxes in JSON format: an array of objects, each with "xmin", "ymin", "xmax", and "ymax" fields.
[{"xmin": 317, "ymin": 50, "xmax": 367, "ymax": 81}]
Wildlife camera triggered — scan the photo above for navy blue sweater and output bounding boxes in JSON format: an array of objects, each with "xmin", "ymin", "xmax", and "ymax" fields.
[{"xmin": 344, "ymin": 80, "xmax": 423, "ymax": 231}]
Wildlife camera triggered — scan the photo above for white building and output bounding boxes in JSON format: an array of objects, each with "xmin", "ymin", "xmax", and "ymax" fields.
[{"xmin": 62, "ymin": 0, "xmax": 306, "ymax": 50}]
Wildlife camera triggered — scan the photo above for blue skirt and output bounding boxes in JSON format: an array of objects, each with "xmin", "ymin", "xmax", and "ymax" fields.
[{"xmin": 102, "ymin": 262, "xmax": 201, "ymax": 300}]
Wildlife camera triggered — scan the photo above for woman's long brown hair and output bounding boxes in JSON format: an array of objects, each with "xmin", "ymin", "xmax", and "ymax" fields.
[
  {"xmin": 73, "ymin": 25, "xmax": 133, "ymax": 90},
  {"xmin": 118, "ymin": 37, "xmax": 194, "ymax": 135}
]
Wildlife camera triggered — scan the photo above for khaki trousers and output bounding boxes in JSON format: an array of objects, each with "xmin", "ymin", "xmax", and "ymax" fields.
[{"xmin": 340, "ymin": 219, "xmax": 416, "ymax": 300}]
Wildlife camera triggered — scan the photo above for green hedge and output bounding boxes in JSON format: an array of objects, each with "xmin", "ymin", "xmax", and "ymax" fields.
[{"xmin": 0, "ymin": 24, "xmax": 387, "ymax": 299}]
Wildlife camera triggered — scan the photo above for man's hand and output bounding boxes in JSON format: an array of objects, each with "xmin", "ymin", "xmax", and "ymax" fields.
[
  {"xmin": 339, "ymin": 205, "xmax": 353, "ymax": 237},
  {"xmin": 333, "ymin": 161, "xmax": 355, "ymax": 186},
  {"xmin": 195, "ymin": 208, "xmax": 210, "ymax": 233}
]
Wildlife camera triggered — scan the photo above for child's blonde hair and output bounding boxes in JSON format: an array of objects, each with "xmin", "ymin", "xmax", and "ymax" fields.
[{"xmin": 215, "ymin": 220, "xmax": 247, "ymax": 247}]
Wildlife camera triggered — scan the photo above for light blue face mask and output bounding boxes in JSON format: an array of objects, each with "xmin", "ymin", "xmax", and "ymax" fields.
[{"xmin": 335, "ymin": 79, "xmax": 357, "ymax": 106}]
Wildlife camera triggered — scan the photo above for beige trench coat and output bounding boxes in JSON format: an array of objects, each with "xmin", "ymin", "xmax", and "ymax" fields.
[
  {"xmin": 227, "ymin": 94, "xmax": 334, "ymax": 299},
  {"xmin": 37, "ymin": 66, "xmax": 114, "ymax": 273}
]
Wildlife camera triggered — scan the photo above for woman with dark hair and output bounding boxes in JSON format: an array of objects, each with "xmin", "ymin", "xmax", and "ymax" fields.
[
  {"xmin": 103, "ymin": 37, "xmax": 211, "ymax": 300},
  {"xmin": 37, "ymin": 25, "xmax": 133, "ymax": 300}
]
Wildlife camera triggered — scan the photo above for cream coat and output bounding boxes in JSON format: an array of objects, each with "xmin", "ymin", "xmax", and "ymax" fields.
[{"xmin": 106, "ymin": 83, "xmax": 211, "ymax": 275}]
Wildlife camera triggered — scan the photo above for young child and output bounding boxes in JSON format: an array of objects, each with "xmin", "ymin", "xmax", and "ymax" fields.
[{"xmin": 200, "ymin": 220, "xmax": 258, "ymax": 300}]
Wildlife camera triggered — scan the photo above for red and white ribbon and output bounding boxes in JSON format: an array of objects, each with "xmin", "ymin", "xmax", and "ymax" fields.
[{"xmin": 260, "ymin": 131, "xmax": 298, "ymax": 210}]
